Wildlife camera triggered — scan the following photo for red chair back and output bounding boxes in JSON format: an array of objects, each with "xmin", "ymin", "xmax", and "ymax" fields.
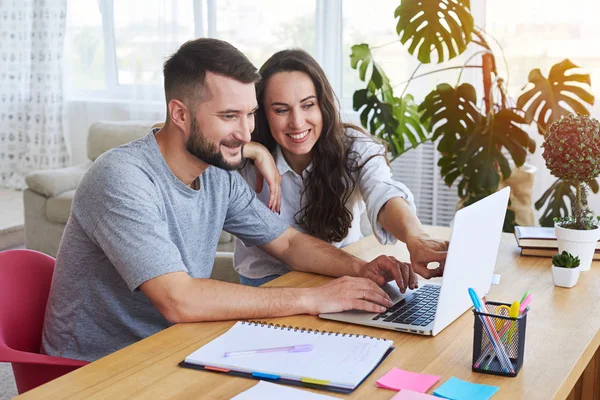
[{"xmin": 0, "ymin": 249, "xmax": 88, "ymax": 393}]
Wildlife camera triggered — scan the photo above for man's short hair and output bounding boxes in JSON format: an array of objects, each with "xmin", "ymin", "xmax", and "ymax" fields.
[{"xmin": 163, "ymin": 38, "xmax": 260, "ymax": 107}]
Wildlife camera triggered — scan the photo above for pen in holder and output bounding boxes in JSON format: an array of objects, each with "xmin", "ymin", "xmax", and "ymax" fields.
[{"xmin": 472, "ymin": 301, "xmax": 527, "ymax": 377}]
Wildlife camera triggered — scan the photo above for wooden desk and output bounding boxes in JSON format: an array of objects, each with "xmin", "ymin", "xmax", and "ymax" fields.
[{"xmin": 17, "ymin": 227, "xmax": 600, "ymax": 399}]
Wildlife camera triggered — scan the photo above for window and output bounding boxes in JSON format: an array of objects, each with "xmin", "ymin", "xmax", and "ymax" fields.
[
  {"xmin": 341, "ymin": 1, "xmax": 485, "ymax": 107},
  {"xmin": 112, "ymin": 1, "xmax": 195, "ymax": 86},
  {"xmin": 65, "ymin": 1, "xmax": 105, "ymax": 92},
  {"xmin": 212, "ymin": 0, "xmax": 316, "ymax": 69},
  {"xmin": 65, "ymin": 0, "xmax": 316, "ymax": 101},
  {"xmin": 484, "ymin": 0, "xmax": 600, "ymax": 115},
  {"xmin": 341, "ymin": 1, "xmax": 415, "ymax": 104},
  {"xmin": 484, "ymin": 0, "xmax": 600, "ymax": 216}
]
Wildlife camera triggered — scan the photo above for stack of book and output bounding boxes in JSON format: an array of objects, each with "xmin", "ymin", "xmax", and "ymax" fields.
[{"xmin": 514, "ymin": 226, "xmax": 600, "ymax": 259}]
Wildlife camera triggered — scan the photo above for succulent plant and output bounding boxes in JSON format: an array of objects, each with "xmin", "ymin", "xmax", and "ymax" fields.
[
  {"xmin": 543, "ymin": 114, "xmax": 600, "ymax": 230},
  {"xmin": 552, "ymin": 250, "xmax": 581, "ymax": 269}
]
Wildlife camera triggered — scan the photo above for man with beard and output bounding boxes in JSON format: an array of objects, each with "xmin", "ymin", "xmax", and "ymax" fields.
[{"xmin": 41, "ymin": 38, "xmax": 418, "ymax": 362}]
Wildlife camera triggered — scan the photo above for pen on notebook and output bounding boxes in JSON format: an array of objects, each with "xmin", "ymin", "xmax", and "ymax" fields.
[{"xmin": 223, "ymin": 344, "xmax": 314, "ymax": 358}]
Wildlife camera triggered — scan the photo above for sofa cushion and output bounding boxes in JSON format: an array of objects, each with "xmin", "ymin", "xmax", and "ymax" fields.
[
  {"xmin": 46, "ymin": 190, "xmax": 75, "ymax": 224},
  {"xmin": 88, "ymin": 121, "xmax": 155, "ymax": 161},
  {"xmin": 25, "ymin": 161, "xmax": 92, "ymax": 198}
]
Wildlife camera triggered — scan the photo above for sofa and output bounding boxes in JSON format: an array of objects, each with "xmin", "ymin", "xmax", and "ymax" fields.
[{"xmin": 24, "ymin": 121, "xmax": 238, "ymax": 283}]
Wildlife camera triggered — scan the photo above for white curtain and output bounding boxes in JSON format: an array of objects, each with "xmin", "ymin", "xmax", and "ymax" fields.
[{"xmin": 0, "ymin": 0, "xmax": 71, "ymax": 189}]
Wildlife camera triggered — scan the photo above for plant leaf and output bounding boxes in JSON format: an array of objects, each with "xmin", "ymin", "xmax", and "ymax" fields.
[
  {"xmin": 419, "ymin": 84, "xmax": 536, "ymax": 200},
  {"xmin": 353, "ymin": 89, "xmax": 401, "ymax": 156},
  {"xmin": 350, "ymin": 44, "xmax": 394, "ymax": 102},
  {"xmin": 419, "ymin": 83, "xmax": 481, "ymax": 152},
  {"xmin": 534, "ymin": 179, "xmax": 574, "ymax": 227},
  {"xmin": 449, "ymin": 109, "xmax": 535, "ymax": 200},
  {"xmin": 394, "ymin": 0, "xmax": 473, "ymax": 64},
  {"xmin": 535, "ymin": 179, "xmax": 600, "ymax": 226},
  {"xmin": 392, "ymin": 94, "xmax": 430, "ymax": 151},
  {"xmin": 517, "ymin": 59, "xmax": 595, "ymax": 134}
]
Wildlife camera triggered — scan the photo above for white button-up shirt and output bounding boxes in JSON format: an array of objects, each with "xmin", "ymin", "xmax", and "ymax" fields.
[{"xmin": 234, "ymin": 128, "xmax": 416, "ymax": 279}]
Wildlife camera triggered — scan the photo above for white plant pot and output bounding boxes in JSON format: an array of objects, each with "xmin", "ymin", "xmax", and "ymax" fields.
[
  {"xmin": 555, "ymin": 225, "xmax": 599, "ymax": 272},
  {"xmin": 551, "ymin": 266, "xmax": 580, "ymax": 288}
]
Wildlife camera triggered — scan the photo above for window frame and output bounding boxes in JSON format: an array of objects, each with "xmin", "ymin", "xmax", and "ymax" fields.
[{"xmin": 73, "ymin": 0, "xmax": 342, "ymax": 101}]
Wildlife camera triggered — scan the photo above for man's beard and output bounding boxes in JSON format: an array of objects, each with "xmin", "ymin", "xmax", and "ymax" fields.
[{"xmin": 186, "ymin": 117, "xmax": 243, "ymax": 171}]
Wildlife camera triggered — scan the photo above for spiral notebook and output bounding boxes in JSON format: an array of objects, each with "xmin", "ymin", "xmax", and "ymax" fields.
[{"xmin": 180, "ymin": 321, "xmax": 395, "ymax": 394}]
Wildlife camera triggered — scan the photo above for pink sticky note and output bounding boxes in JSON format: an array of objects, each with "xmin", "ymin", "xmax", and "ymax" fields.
[
  {"xmin": 392, "ymin": 390, "xmax": 438, "ymax": 400},
  {"xmin": 376, "ymin": 368, "xmax": 440, "ymax": 393}
]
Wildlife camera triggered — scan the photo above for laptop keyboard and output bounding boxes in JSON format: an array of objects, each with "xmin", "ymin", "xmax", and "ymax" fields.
[{"xmin": 372, "ymin": 284, "xmax": 440, "ymax": 326}]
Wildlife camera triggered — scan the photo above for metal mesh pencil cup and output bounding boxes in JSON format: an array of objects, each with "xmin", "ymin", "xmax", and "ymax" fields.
[{"xmin": 472, "ymin": 301, "xmax": 527, "ymax": 377}]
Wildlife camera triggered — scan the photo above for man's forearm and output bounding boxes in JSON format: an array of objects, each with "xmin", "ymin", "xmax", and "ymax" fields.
[{"xmin": 171, "ymin": 277, "xmax": 312, "ymax": 322}]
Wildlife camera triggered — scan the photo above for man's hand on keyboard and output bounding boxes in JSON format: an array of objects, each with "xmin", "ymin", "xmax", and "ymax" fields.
[
  {"xmin": 406, "ymin": 234, "xmax": 449, "ymax": 279},
  {"xmin": 302, "ymin": 276, "xmax": 394, "ymax": 315}
]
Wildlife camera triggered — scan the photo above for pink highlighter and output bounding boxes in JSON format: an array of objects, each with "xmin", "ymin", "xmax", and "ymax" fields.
[{"xmin": 519, "ymin": 293, "xmax": 533, "ymax": 315}]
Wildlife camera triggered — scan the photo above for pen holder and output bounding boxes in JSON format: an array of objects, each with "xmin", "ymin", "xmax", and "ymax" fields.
[{"xmin": 472, "ymin": 301, "xmax": 527, "ymax": 377}]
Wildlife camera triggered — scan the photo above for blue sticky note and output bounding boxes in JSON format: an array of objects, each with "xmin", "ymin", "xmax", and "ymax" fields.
[{"xmin": 433, "ymin": 376, "xmax": 499, "ymax": 400}]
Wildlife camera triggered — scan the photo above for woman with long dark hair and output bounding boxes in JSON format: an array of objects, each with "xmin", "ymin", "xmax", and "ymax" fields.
[{"xmin": 235, "ymin": 49, "xmax": 448, "ymax": 287}]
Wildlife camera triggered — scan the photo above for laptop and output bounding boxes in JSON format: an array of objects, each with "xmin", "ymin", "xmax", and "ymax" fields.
[{"xmin": 319, "ymin": 187, "xmax": 510, "ymax": 336}]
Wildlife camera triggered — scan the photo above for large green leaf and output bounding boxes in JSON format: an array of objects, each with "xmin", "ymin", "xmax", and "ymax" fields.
[
  {"xmin": 353, "ymin": 90, "xmax": 428, "ymax": 159},
  {"xmin": 350, "ymin": 44, "xmax": 393, "ymax": 102},
  {"xmin": 351, "ymin": 45, "xmax": 429, "ymax": 158},
  {"xmin": 419, "ymin": 83, "xmax": 481, "ymax": 152},
  {"xmin": 391, "ymin": 94, "xmax": 430, "ymax": 157},
  {"xmin": 535, "ymin": 179, "xmax": 599, "ymax": 227},
  {"xmin": 517, "ymin": 59, "xmax": 594, "ymax": 134},
  {"xmin": 456, "ymin": 109, "xmax": 535, "ymax": 189},
  {"xmin": 434, "ymin": 107, "xmax": 535, "ymax": 203},
  {"xmin": 353, "ymin": 89, "xmax": 399, "ymax": 154},
  {"xmin": 394, "ymin": 0, "xmax": 473, "ymax": 64}
]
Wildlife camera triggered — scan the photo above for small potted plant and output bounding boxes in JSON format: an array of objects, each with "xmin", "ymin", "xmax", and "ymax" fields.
[
  {"xmin": 543, "ymin": 114, "xmax": 600, "ymax": 271},
  {"xmin": 551, "ymin": 251, "xmax": 581, "ymax": 288}
]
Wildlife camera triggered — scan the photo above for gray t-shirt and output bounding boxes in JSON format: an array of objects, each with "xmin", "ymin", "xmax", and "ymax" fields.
[{"xmin": 41, "ymin": 131, "xmax": 288, "ymax": 362}]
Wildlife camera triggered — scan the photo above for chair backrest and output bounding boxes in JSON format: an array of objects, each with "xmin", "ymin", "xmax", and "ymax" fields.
[
  {"xmin": 0, "ymin": 249, "xmax": 55, "ymax": 354},
  {"xmin": 0, "ymin": 249, "xmax": 88, "ymax": 394}
]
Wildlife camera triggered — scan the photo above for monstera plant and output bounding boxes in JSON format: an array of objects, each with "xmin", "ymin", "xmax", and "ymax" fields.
[{"xmin": 350, "ymin": 0, "xmax": 595, "ymax": 229}]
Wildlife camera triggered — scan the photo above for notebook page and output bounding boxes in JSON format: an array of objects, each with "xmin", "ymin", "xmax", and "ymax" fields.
[
  {"xmin": 185, "ymin": 322, "xmax": 393, "ymax": 388},
  {"xmin": 231, "ymin": 381, "xmax": 341, "ymax": 399}
]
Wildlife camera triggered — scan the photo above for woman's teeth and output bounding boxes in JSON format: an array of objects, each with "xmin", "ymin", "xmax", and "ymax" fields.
[{"xmin": 289, "ymin": 130, "xmax": 309, "ymax": 139}]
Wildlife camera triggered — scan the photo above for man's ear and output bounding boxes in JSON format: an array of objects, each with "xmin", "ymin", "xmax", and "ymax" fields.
[{"xmin": 167, "ymin": 99, "xmax": 189, "ymax": 133}]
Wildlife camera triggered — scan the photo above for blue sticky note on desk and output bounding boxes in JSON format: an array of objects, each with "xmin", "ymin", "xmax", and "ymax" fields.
[{"xmin": 433, "ymin": 376, "xmax": 499, "ymax": 400}]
